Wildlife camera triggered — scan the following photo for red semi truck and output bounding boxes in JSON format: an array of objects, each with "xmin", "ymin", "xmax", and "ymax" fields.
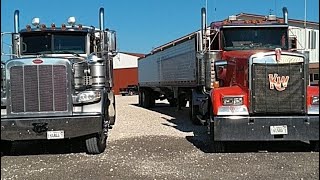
[{"xmin": 138, "ymin": 7, "xmax": 319, "ymax": 152}]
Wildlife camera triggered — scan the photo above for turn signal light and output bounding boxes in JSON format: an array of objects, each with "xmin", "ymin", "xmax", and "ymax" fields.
[{"xmin": 213, "ymin": 81, "xmax": 220, "ymax": 88}]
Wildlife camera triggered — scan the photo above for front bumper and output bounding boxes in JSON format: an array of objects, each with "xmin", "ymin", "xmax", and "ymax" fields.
[
  {"xmin": 212, "ymin": 116, "xmax": 319, "ymax": 142},
  {"xmin": 1, "ymin": 115, "xmax": 103, "ymax": 141}
]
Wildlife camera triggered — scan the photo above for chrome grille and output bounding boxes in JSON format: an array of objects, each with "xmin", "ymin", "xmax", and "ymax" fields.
[
  {"xmin": 251, "ymin": 63, "xmax": 306, "ymax": 114},
  {"xmin": 10, "ymin": 65, "xmax": 68, "ymax": 113}
]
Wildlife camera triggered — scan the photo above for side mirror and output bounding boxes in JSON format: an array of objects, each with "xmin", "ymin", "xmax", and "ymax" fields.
[{"xmin": 105, "ymin": 30, "xmax": 117, "ymax": 54}]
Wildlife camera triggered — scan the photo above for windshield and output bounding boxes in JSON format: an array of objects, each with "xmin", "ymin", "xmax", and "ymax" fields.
[
  {"xmin": 21, "ymin": 32, "xmax": 86, "ymax": 55},
  {"xmin": 222, "ymin": 27, "xmax": 288, "ymax": 51}
]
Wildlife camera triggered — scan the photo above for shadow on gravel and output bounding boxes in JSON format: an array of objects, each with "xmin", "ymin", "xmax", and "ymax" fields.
[
  {"xmin": 1, "ymin": 137, "xmax": 87, "ymax": 156},
  {"xmin": 132, "ymin": 103, "xmax": 314, "ymax": 153}
]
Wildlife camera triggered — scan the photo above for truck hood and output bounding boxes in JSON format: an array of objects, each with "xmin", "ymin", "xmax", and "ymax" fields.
[{"xmin": 222, "ymin": 50, "xmax": 271, "ymax": 60}]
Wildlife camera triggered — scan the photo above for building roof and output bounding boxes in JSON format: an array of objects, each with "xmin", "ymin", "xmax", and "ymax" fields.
[
  {"xmin": 121, "ymin": 52, "xmax": 145, "ymax": 58},
  {"xmin": 235, "ymin": 13, "xmax": 319, "ymax": 26}
]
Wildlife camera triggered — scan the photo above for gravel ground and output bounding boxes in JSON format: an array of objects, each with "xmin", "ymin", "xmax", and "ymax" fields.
[{"xmin": 1, "ymin": 95, "xmax": 319, "ymax": 180}]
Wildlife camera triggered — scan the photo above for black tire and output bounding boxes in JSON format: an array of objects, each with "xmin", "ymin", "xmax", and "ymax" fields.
[
  {"xmin": 85, "ymin": 133, "xmax": 107, "ymax": 154},
  {"xmin": 149, "ymin": 94, "xmax": 155, "ymax": 108},
  {"xmin": 310, "ymin": 141, "xmax": 319, "ymax": 152},
  {"xmin": 178, "ymin": 94, "xmax": 187, "ymax": 108},
  {"xmin": 168, "ymin": 98, "xmax": 177, "ymax": 107},
  {"xmin": 189, "ymin": 95, "xmax": 201, "ymax": 125},
  {"xmin": 210, "ymin": 141, "xmax": 226, "ymax": 153},
  {"xmin": 129, "ymin": 90, "xmax": 134, "ymax": 96},
  {"xmin": 208, "ymin": 104, "xmax": 225, "ymax": 153},
  {"xmin": 1, "ymin": 140, "xmax": 12, "ymax": 156},
  {"xmin": 109, "ymin": 94, "xmax": 116, "ymax": 126},
  {"xmin": 141, "ymin": 90, "xmax": 150, "ymax": 108}
]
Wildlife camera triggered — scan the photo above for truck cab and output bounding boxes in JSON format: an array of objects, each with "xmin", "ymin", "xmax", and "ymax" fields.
[{"xmin": 1, "ymin": 8, "xmax": 117, "ymax": 154}]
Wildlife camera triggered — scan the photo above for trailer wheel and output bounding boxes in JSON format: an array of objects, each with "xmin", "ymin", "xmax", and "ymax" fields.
[
  {"xmin": 129, "ymin": 90, "xmax": 134, "ymax": 96},
  {"xmin": 149, "ymin": 94, "xmax": 155, "ymax": 108},
  {"xmin": 141, "ymin": 90, "xmax": 151, "ymax": 108},
  {"xmin": 168, "ymin": 98, "xmax": 177, "ymax": 107},
  {"xmin": 1, "ymin": 140, "xmax": 12, "ymax": 156},
  {"xmin": 85, "ymin": 133, "xmax": 107, "ymax": 154}
]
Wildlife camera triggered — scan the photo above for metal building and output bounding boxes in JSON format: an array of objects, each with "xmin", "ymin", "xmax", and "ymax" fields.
[{"xmin": 113, "ymin": 52, "xmax": 145, "ymax": 95}]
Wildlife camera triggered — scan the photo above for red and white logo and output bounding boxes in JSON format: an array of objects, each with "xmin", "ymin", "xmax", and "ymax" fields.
[
  {"xmin": 269, "ymin": 74, "xmax": 289, "ymax": 91},
  {"xmin": 32, "ymin": 59, "xmax": 43, "ymax": 64}
]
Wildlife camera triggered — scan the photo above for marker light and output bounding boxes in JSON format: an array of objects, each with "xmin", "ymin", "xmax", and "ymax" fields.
[
  {"xmin": 40, "ymin": 24, "xmax": 46, "ymax": 30},
  {"xmin": 26, "ymin": 25, "xmax": 31, "ymax": 31},
  {"xmin": 51, "ymin": 23, "xmax": 56, "ymax": 29},
  {"xmin": 31, "ymin": 17, "xmax": 40, "ymax": 26},
  {"xmin": 67, "ymin": 16, "xmax": 76, "ymax": 26},
  {"xmin": 61, "ymin": 23, "xmax": 66, "ymax": 30}
]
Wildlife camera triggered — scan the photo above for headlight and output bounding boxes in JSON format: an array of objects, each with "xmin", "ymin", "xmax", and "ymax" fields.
[
  {"xmin": 73, "ymin": 91, "xmax": 101, "ymax": 104},
  {"xmin": 312, "ymin": 96, "xmax": 319, "ymax": 105},
  {"xmin": 222, "ymin": 96, "xmax": 243, "ymax": 106}
]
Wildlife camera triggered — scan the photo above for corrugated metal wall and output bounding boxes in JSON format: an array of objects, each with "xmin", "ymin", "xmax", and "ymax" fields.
[
  {"xmin": 288, "ymin": 26, "xmax": 319, "ymax": 64},
  {"xmin": 113, "ymin": 68, "xmax": 138, "ymax": 95}
]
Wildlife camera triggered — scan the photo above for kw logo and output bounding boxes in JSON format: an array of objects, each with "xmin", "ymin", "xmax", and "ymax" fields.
[{"xmin": 268, "ymin": 74, "xmax": 289, "ymax": 91}]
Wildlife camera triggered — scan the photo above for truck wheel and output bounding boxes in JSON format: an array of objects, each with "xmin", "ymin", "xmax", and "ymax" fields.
[
  {"xmin": 168, "ymin": 98, "xmax": 177, "ymax": 107},
  {"xmin": 210, "ymin": 141, "xmax": 226, "ymax": 153},
  {"xmin": 149, "ymin": 95, "xmax": 155, "ymax": 108},
  {"xmin": 189, "ymin": 96, "xmax": 201, "ymax": 125},
  {"xmin": 108, "ymin": 93, "xmax": 116, "ymax": 126},
  {"xmin": 1, "ymin": 140, "xmax": 12, "ymax": 156},
  {"xmin": 85, "ymin": 133, "xmax": 107, "ymax": 154},
  {"xmin": 141, "ymin": 90, "xmax": 150, "ymax": 108},
  {"xmin": 129, "ymin": 90, "xmax": 134, "ymax": 96},
  {"xmin": 310, "ymin": 141, "xmax": 319, "ymax": 152}
]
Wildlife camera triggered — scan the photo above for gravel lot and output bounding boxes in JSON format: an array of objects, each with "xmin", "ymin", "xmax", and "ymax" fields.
[{"xmin": 1, "ymin": 95, "xmax": 319, "ymax": 180}]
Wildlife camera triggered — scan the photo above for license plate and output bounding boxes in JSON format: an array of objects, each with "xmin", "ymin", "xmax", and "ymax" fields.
[
  {"xmin": 270, "ymin": 125, "xmax": 288, "ymax": 135},
  {"xmin": 47, "ymin": 130, "xmax": 64, "ymax": 139}
]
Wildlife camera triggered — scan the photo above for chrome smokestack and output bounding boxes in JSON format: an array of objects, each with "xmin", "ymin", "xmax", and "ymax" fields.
[
  {"xmin": 282, "ymin": 7, "xmax": 288, "ymax": 24},
  {"xmin": 14, "ymin": 10, "xmax": 20, "ymax": 33},
  {"xmin": 99, "ymin": 7, "xmax": 105, "ymax": 31},
  {"xmin": 201, "ymin": 7, "xmax": 206, "ymax": 48}
]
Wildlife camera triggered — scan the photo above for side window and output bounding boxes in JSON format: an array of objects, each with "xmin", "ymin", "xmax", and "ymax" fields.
[
  {"xmin": 310, "ymin": 74, "xmax": 314, "ymax": 82},
  {"xmin": 215, "ymin": 61, "xmax": 228, "ymax": 86},
  {"xmin": 308, "ymin": 30, "xmax": 316, "ymax": 49},
  {"xmin": 289, "ymin": 37, "xmax": 297, "ymax": 49},
  {"xmin": 211, "ymin": 32, "xmax": 220, "ymax": 50}
]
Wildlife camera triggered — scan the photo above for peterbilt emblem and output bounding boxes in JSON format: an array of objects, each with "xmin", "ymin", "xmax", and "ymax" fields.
[
  {"xmin": 32, "ymin": 59, "xmax": 43, "ymax": 64},
  {"xmin": 268, "ymin": 74, "xmax": 289, "ymax": 91}
]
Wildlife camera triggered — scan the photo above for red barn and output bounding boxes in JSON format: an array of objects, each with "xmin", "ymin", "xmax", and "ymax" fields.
[{"xmin": 113, "ymin": 52, "xmax": 145, "ymax": 95}]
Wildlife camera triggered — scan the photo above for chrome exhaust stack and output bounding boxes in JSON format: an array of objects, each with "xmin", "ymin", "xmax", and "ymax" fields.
[
  {"xmin": 14, "ymin": 10, "xmax": 20, "ymax": 33},
  {"xmin": 99, "ymin": 7, "xmax": 105, "ymax": 31},
  {"xmin": 200, "ymin": 7, "xmax": 207, "ymax": 51},
  {"xmin": 282, "ymin": 7, "xmax": 288, "ymax": 24}
]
